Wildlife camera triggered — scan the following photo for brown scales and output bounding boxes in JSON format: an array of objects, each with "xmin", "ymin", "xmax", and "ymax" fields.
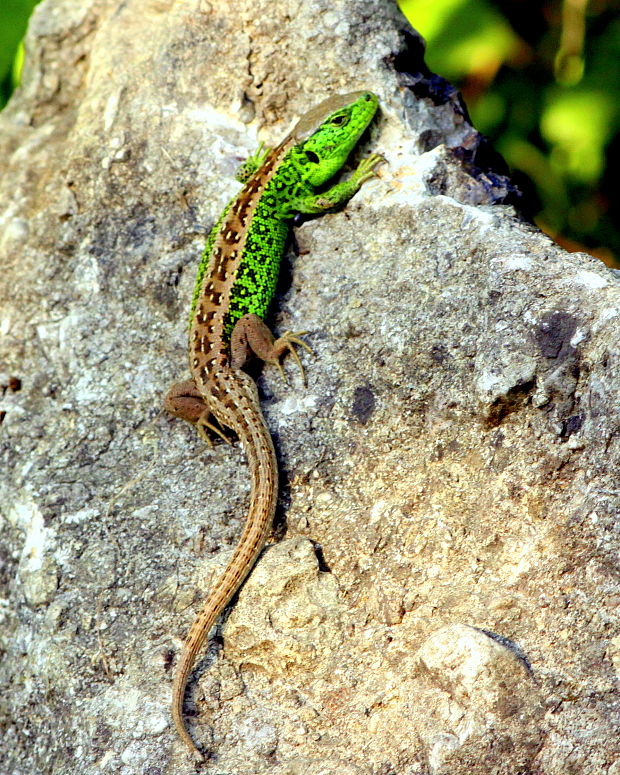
[
  {"xmin": 164, "ymin": 137, "xmax": 307, "ymax": 762},
  {"xmin": 188, "ymin": 143, "xmax": 290, "ymax": 373},
  {"xmin": 164, "ymin": 91, "xmax": 381, "ymax": 760}
]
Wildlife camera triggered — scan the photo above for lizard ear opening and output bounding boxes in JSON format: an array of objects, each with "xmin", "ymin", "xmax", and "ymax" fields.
[{"xmin": 305, "ymin": 150, "xmax": 320, "ymax": 164}]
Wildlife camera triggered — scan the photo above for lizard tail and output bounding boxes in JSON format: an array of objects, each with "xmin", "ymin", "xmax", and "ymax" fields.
[{"xmin": 172, "ymin": 373, "xmax": 278, "ymax": 760}]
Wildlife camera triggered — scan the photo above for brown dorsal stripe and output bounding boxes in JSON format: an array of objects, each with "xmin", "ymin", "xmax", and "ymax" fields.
[{"xmin": 190, "ymin": 138, "xmax": 295, "ymax": 374}]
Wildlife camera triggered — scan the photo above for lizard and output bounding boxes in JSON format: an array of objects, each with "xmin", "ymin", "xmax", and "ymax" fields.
[{"xmin": 164, "ymin": 90, "xmax": 382, "ymax": 760}]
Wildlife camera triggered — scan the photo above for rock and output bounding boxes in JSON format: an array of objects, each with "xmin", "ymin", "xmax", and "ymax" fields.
[
  {"xmin": 1, "ymin": 1, "xmax": 619, "ymax": 773},
  {"xmin": 412, "ymin": 624, "xmax": 544, "ymax": 774}
]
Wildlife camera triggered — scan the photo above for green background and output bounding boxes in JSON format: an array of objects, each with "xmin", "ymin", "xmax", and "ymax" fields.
[
  {"xmin": 2, "ymin": 0, "xmax": 618, "ymax": 264},
  {"xmin": 0, "ymin": 0, "xmax": 38, "ymax": 108},
  {"xmin": 398, "ymin": 0, "xmax": 619, "ymax": 265}
]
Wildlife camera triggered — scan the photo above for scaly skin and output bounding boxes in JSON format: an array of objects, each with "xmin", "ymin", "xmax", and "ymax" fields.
[{"xmin": 164, "ymin": 90, "xmax": 382, "ymax": 760}]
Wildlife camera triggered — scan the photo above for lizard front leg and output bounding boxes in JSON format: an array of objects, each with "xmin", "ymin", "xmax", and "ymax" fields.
[
  {"xmin": 285, "ymin": 153, "xmax": 384, "ymax": 216},
  {"xmin": 235, "ymin": 143, "xmax": 273, "ymax": 183},
  {"xmin": 230, "ymin": 313, "xmax": 312, "ymax": 382}
]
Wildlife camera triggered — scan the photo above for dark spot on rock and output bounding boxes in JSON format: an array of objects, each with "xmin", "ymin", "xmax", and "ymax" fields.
[
  {"xmin": 311, "ymin": 541, "xmax": 331, "ymax": 572},
  {"xmin": 163, "ymin": 649, "xmax": 175, "ymax": 672},
  {"xmin": 93, "ymin": 720, "xmax": 113, "ymax": 748},
  {"xmin": 486, "ymin": 378, "xmax": 536, "ymax": 427},
  {"xmin": 430, "ymin": 344, "xmax": 449, "ymax": 364},
  {"xmin": 418, "ymin": 129, "xmax": 444, "ymax": 153},
  {"xmin": 1, "ymin": 375, "xmax": 22, "ymax": 406},
  {"xmin": 600, "ymin": 350, "xmax": 610, "ymax": 369},
  {"xmin": 425, "ymin": 163, "xmax": 448, "ymax": 195},
  {"xmin": 535, "ymin": 311, "xmax": 578, "ymax": 359},
  {"xmin": 562, "ymin": 413, "xmax": 584, "ymax": 438},
  {"xmin": 166, "ymin": 265, "xmax": 183, "ymax": 288},
  {"xmin": 351, "ymin": 384, "xmax": 376, "ymax": 424}
]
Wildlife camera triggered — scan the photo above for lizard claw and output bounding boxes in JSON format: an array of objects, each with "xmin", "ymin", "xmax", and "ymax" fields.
[
  {"xmin": 353, "ymin": 153, "xmax": 385, "ymax": 185},
  {"xmin": 271, "ymin": 330, "xmax": 314, "ymax": 386},
  {"xmin": 197, "ymin": 411, "xmax": 232, "ymax": 445}
]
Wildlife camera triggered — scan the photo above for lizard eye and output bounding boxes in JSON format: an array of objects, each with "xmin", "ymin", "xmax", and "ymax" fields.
[
  {"xmin": 331, "ymin": 114, "xmax": 348, "ymax": 126},
  {"xmin": 305, "ymin": 150, "xmax": 320, "ymax": 163}
]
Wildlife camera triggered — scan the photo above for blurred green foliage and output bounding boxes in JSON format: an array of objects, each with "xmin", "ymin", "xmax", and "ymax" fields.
[
  {"xmin": 0, "ymin": 0, "xmax": 38, "ymax": 110},
  {"xmin": 398, "ymin": 0, "xmax": 620, "ymax": 264}
]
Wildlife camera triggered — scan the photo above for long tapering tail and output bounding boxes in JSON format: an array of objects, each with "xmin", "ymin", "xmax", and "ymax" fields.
[{"xmin": 172, "ymin": 373, "xmax": 278, "ymax": 760}]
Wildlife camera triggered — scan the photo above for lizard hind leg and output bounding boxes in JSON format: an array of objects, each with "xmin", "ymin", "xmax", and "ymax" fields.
[
  {"xmin": 164, "ymin": 379, "xmax": 231, "ymax": 445},
  {"xmin": 230, "ymin": 313, "xmax": 313, "ymax": 383}
]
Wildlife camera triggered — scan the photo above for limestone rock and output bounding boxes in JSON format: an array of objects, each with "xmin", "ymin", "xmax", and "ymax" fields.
[
  {"xmin": 412, "ymin": 624, "xmax": 544, "ymax": 774},
  {"xmin": 1, "ymin": 1, "xmax": 619, "ymax": 774}
]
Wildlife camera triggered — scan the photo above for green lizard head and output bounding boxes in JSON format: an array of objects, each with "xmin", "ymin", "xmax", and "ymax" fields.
[{"xmin": 291, "ymin": 91, "xmax": 379, "ymax": 186}]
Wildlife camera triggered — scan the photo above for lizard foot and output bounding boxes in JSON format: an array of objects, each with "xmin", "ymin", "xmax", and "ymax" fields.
[{"xmin": 269, "ymin": 330, "xmax": 314, "ymax": 384}]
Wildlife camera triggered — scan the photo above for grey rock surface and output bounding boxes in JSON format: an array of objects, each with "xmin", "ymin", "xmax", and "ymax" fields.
[{"xmin": 1, "ymin": 1, "xmax": 619, "ymax": 774}]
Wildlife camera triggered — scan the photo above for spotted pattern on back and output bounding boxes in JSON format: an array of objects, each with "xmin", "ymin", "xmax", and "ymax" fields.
[
  {"xmin": 188, "ymin": 90, "xmax": 379, "ymax": 383},
  {"xmin": 188, "ymin": 144, "xmax": 292, "ymax": 379}
]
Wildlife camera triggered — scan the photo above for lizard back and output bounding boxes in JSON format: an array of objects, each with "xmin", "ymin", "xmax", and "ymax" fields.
[
  {"xmin": 188, "ymin": 90, "xmax": 379, "ymax": 384},
  {"xmin": 188, "ymin": 142, "xmax": 292, "ymax": 376}
]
